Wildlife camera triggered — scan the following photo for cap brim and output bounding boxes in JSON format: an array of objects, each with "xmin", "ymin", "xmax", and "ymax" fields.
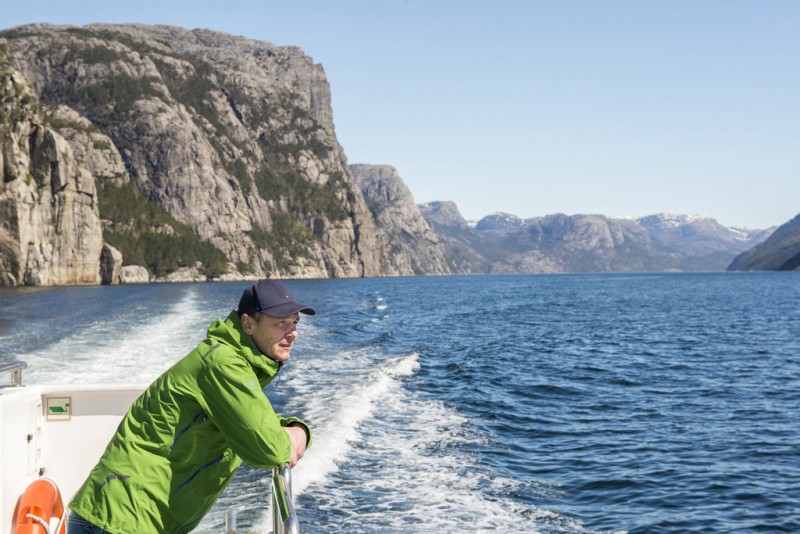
[{"xmin": 261, "ymin": 302, "xmax": 316, "ymax": 317}]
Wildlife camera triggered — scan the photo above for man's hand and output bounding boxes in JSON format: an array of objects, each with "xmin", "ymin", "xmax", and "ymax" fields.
[{"xmin": 284, "ymin": 425, "xmax": 308, "ymax": 468}]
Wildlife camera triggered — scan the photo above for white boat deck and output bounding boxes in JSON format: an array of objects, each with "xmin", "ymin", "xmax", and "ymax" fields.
[{"xmin": 1, "ymin": 379, "xmax": 145, "ymax": 534}]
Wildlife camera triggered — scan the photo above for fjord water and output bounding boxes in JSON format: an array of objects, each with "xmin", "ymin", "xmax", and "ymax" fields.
[{"xmin": 1, "ymin": 273, "xmax": 798, "ymax": 533}]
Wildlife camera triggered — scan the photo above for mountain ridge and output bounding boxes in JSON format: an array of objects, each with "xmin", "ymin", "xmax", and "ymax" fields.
[
  {"xmin": 0, "ymin": 23, "xmax": 790, "ymax": 285},
  {"xmin": 418, "ymin": 202, "xmax": 775, "ymax": 274}
]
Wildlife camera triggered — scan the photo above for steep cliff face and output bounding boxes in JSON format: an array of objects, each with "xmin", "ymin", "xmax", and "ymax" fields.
[
  {"xmin": 350, "ymin": 164, "xmax": 450, "ymax": 275},
  {"xmin": 0, "ymin": 43, "xmax": 104, "ymax": 286},
  {"xmin": 728, "ymin": 213, "xmax": 800, "ymax": 271},
  {"xmin": 2, "ymin": 23, "xmax": 386, "ymax": 280}
]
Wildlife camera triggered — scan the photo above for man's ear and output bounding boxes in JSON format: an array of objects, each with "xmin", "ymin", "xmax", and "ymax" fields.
[{"xmin": 241, "ymin": 314, "xmax": 254, "ymax": 334}]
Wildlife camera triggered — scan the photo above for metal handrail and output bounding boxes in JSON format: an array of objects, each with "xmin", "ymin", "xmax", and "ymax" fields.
[
  {"xmin": 0, "ymin": 360, "xmax": 27, "ymax": 388},
  {"xmin": 271, "ymin": 465, "xmax": 300, "ymax": 534}
]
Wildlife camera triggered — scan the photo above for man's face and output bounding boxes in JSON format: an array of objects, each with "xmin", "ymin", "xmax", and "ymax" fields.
[{"xmin": 244, "ymin": 312, "xmax": 300, "ymax": 361}]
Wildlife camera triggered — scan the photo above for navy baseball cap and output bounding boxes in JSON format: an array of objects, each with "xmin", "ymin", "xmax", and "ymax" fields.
[{"xmin": 237, "ymin": 279, "xmax": 316, "ymax": 317}]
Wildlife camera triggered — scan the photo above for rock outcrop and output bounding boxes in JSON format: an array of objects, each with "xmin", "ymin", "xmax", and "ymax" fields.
[
  {"xmin": 727, "ymin": 214, "xmax": 800, "ymax": 271},
  {"xmin": 119, "ymin": 265, "xmax": 150, "ymax": 283},
  {"xmin": 99, "ymin": 243, "xmax": 122, "ymax": 284},
  {"xmin": 350, "ymin": 164, "xmax": 450, "ymax": 275}
]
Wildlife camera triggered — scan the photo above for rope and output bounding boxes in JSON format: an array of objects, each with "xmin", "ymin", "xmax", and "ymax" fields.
[{"xmin": 25, "ymin": 513, "xmax": 51, "ymax": 534}]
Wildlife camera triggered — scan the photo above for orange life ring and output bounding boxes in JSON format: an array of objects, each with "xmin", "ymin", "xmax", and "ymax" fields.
[{"xmin": 14, "ymin": 479, "xmax": 66, "ymax": 534}]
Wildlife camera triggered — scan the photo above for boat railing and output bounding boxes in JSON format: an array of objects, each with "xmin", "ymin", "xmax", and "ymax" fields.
[
  {"xmin": 271, "ymin": 464, "xmax": 300, "ymax": 534},
  {"xmin": 223, "ymin": 464, "xmax": 299, "ymax": 534},
  {"xmin": 0, "ymin": 360, "xmax": 27, "ymax": 388}
]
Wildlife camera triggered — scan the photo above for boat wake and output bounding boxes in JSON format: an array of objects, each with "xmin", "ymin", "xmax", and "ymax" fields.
[{"xmin": 18, "ymin": 287, "xmax": 216, "ymax": 384}]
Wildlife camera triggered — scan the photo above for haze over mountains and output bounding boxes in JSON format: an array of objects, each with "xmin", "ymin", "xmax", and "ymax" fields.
[
  {"xmin": 0, "ymin": 24, "xmax": 797, "ymax": 286},
  {"xmin": 414, "ymin": 200, "xmax": 772, "ymax": 274}
]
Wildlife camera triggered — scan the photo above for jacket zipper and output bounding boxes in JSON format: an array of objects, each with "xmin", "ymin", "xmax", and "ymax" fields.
[{"xmin": 173, "ymin": 454, "xmax": 224, "ymax": 494}]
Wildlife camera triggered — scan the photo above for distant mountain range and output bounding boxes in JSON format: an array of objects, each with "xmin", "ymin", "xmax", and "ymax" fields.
[
  {"xmin": 415, "ymin": 201, "xmax": 775, "ymax": 274},
  {"xmin": 0, "ymin": 23, "xmax": 796, "ymax": 286}
]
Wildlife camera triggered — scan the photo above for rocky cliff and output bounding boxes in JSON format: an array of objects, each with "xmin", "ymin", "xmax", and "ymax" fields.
[
  {"xmin": 350, "ymin": 164, "xmax": 449, "ymax": 275},
  {"xmin": 421, "ymin": 207, "xmax": 772, "ymax": 274},
  {"xmin": 1, "ymin": 23, "xmax": 393, "ymax": 284},
  {"xmin": 1, "ymin": 42, "xmax": 104, "ymax": 285},
  {"xmin": 0, "ymin": 23, "xmax": 782, "ymax": 285},
  {"xmin": 727, "ymin": 213, "xmax": 800, "ymax": 271}
]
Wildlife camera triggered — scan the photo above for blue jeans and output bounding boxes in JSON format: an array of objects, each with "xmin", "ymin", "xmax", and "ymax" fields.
[{"xmin": 67, "ymin": 512, "xmax": 113, "ymax": 534}]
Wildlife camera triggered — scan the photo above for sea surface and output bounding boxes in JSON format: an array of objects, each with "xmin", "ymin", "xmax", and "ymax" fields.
[{"xmin": 1, "ymin": 273, "xmax": 798, "ymax": 533}]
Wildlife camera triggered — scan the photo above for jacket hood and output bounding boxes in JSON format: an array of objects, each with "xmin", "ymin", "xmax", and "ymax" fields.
[{"xmin": 206, "ymin": 310, "xmax": 282, "ymax": 386}]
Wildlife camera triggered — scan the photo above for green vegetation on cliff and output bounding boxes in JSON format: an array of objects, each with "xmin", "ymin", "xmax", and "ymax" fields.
[
  {"xmin": 2, "ymin": 25, "xmax": 382, "ymax": 279},
  {"xmin": 98, "ymin": 180, "xmax": 229, "ymax": 277},
  {"xmin": 247, "ymin": 212, "xmax": 315, "ymax": 272}
]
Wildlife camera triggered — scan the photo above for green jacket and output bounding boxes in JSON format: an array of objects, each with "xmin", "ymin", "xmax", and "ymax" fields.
[{"xmin": 69, "ymin": 311, "xmax": 312, "ymax": 533}]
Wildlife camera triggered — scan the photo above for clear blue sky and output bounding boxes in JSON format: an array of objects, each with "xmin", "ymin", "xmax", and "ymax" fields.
[{"xmin": 2, "ymin": 0, "xmax": 798, "ymax": 229}]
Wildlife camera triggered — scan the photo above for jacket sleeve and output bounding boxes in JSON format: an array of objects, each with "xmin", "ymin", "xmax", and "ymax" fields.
[
  {"xmin": 280, "ymin": 417, "xmax": 313, "ymax": 448},
  {"xmin": 197, "ymin": 353, "xmax": 295, "ymax": 468}
]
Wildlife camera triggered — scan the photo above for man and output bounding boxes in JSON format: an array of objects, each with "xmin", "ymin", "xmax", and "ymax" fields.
[{"xmin": 67, "ymin": 279, "xmax": 315, "ymax": 533}]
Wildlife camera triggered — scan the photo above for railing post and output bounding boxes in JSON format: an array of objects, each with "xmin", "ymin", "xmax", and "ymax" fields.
[
  {"xmin": 271, "ymin": 465, "xmax": 300, "ymax": 534},
  {"xmin": 225, "ymin": 509, "xmax": 237, "ymax": 534},
  {"xmin": 0, "ymin": 360, "xmax": 27, "ymax": 388}
]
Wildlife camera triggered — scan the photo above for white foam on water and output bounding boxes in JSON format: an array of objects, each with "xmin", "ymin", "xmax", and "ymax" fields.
[
  {"xmin": 288, "ymin": 351, "xmax": 420, "ymax": 496},
  {"xmin": 223, "ymin": 349, "xmax": 414, "ymax": 532},
  {"xmin": 21, "ymin": 287, "xmax": 211, "ymax": 384},
  {"xmin": 244, "ymin": 345, "xmax": 582, "ymax": 533},
  {"xmin": 308, "ymin": 392, "xmax": 540, "ymax": 532}
]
